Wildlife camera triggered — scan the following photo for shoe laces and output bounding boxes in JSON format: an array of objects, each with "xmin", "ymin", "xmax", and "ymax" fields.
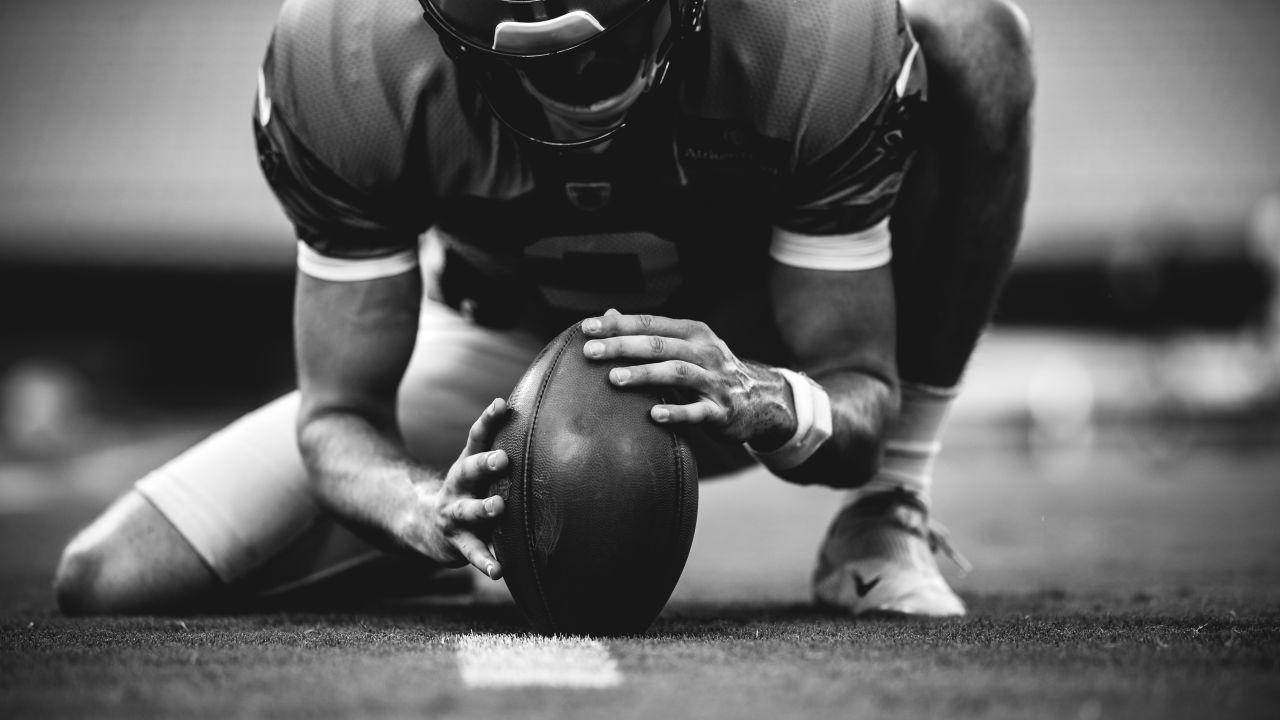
[
  {"xmin": 925, "ymin": 519, "xmax": 973, "ymax": 576},
  {"xmin": 851, "ymin": 489, "xmax": 973, "ymax": 576}
]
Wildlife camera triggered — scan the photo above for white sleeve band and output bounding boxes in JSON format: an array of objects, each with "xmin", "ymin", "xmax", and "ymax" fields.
[
  {"xmin": 768, "ymin": 218, "xmax": 892, "ymax": 271},
  {"xmin": 296, "ymin": 242, "xmax": 419, "ymax": 282},
  {"xmin": 747, "ymin": 368, "xmax": 834, "ymax": 472},
  {"xmin": 896, "ymin": 42, "xmax": 921, "ymax": 97}
]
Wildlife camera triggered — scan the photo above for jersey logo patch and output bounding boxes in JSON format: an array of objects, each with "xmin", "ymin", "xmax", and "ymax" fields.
[{"xmin": 564, "ymin": 182, "xmax": 612, "ymax": 212}]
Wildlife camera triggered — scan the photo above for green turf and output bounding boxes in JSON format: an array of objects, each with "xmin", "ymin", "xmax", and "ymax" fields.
[
  {"xmin": 3, "ymin": 393, "xmax": 1279, "ymax": 719},
  {"xmin": 2, "ymin": 593, "xmax": 1277, "ymax": 720}
]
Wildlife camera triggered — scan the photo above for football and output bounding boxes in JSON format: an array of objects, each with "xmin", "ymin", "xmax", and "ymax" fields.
[{"xmin": 491, "ymin": 321, "xmax": 699, "ymax": 636}]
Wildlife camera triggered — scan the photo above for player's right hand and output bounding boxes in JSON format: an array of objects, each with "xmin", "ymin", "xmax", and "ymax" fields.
[{"xmin": 402, "ymin": 397, "xmax": 509, "ymax": 580}]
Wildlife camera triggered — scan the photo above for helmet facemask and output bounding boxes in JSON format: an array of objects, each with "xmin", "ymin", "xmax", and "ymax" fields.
[{"xmin": 421, "ymin": 0, "xmax": 698, "ymax": 149}]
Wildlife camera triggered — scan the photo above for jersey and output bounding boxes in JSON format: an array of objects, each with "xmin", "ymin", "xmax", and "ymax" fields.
[{"xmin": 253, "ymin": 0, "xmax": 926, "ymax": 331}]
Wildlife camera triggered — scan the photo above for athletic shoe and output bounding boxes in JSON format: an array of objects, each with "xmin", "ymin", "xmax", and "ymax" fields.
[{"xmin": 812, "ymin": 489, "xmax": 970, "ymax": 617}]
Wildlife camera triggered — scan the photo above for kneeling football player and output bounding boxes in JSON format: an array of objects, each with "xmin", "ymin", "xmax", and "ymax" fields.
[{"xmin": 54, "ymin": 0, "xmax": 1034, "ymax": 618}]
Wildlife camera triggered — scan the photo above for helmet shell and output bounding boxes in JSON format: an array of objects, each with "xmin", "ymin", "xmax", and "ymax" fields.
[{"xmin": 431, "ymin": 0, "xmax": 651, "ymax": 54}]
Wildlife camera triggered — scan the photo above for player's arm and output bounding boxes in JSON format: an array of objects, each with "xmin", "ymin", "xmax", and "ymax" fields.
[
  {"xmin": 293, "ymin": 264, "xmax": 509, "ymax": 579},
  {"xmin": 581, "ymin": 8, "xmax": 924, "ymax": 487},
  {"xmin": 253, "ymin": 41, "xmax": 508, "ymax": 577},
  {"xmin": 578, "ymin": 246, "xmax": 897, "ymax": 488},
  {"xmin": 250, "ymin": 13, "xmax": 510, "ymax": 575},
  {"xmin": 761, "ymin": 245, "xmax": 898, "ymax": 486}
]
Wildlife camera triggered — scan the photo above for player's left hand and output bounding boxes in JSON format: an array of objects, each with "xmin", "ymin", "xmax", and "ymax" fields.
[{"xmin": 580, "ymin": 310, "xmax": 793, "ymax": 447}]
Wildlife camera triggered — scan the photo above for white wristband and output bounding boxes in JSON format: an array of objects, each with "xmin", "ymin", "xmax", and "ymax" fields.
[{"xmin": 747, "ymin": 368, "xmax": 833, "ymax": 472}]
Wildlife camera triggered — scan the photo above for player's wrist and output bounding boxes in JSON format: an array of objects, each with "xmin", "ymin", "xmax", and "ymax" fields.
[
  {"xmin": 392, "ymin": 480, "xmax": 446, "ymax": 558},
  {"xmin": 745, "ymin": 368, "xmax": 833, "ymax": 472},
  {"xmin": 740, "ymin": 365, "xmax": 796, "ymax": 452}
]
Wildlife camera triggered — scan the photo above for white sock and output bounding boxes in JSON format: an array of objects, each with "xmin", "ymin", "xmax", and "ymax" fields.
[{"xmin": 845, "ymin": 381, "xmax": 957, "ymax": 510}]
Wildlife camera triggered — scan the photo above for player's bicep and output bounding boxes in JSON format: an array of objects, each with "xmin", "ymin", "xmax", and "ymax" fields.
[{"xmin": 294, "ymin": 263, "xmax": 423, "ymax": 431}]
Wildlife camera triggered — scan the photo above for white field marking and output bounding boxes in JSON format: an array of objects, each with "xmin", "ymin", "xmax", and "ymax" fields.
[{"xmin": 455, "ymin": 633, "xmax": 622, "ymax": 689}]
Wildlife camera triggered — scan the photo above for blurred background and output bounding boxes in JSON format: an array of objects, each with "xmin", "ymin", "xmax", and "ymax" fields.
[{"xmin": 0, "ymin": 0, "xmax": 1277, "ymax": 567}]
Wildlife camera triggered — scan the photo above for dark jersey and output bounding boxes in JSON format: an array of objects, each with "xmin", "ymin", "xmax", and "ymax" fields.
[{"xmin": 254, "ymin": 0, "xmax": 924, "ymax": 324}]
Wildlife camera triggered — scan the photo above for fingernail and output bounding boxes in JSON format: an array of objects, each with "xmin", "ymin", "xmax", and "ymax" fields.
[
  {"xmin": 486, "ymin": 562, "xmax": 496, "ymax": 579},
  {"xmin": 584, "ymin": 341, "xmax": 603, "ymax": 358},
  {"xmin": 483, "ymin": 496, "xmax": 496, "ymax": 514},
  {"xmin": 611, "ymin": 368, "xmax": 631, "ymax": 384},
  {"xmin": 487, "ymin": 452, "xmax": 500, "ymax": 470},
  {"xmin": 653, "ymin": 407, "xmax": 670, "ymax": 422},
  {"xmin": 582, "ymin": 318, "xmax": 601, "ymax": 333}
]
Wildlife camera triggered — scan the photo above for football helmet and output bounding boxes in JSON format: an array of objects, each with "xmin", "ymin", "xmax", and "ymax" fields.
[{"xmin": 418, "ymin": 0, "xmax": 706, "ymax": 148}]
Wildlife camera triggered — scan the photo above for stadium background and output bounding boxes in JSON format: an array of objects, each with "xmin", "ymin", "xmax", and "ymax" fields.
[{"xmin": 1, "ymin": 0, "xmax": 1278, "ymax": 413}]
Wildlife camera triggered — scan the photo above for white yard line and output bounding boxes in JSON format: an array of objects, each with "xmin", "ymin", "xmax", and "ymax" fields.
[{"xmin": 456, "ymin": 633, "xmax": 622, "ymax": 689}]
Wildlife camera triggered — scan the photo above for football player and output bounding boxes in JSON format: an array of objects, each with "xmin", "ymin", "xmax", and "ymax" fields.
[{"xmin": 54, "ymin": 0, "xmax": 1034, "ymax": 618}]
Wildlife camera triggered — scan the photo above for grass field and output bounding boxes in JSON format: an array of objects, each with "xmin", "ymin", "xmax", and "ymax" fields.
[{"xmin": 2, "ymin": 329, "xmax": 1278, "ymax": 719}]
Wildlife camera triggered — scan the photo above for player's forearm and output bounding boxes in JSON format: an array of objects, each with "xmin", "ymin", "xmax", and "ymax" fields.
[
  {"xmin": 766, "ymin": 369, "xmax": 897, "ymax": 487},
  {"xmin": 297, "ymin": 409, "xmax": 437, "ymax": 553},
  {"xmin": 762, "ymin": 261, "xmax": 900, "ymax": 488},
  {"xmin": 292, "ymin": 268, "xmax": 430, "ymax": 551}
]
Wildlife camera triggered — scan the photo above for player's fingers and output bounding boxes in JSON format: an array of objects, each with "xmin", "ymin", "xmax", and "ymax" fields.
[
  {"xmin": 583, "ymin": 334, "xmax": 707, "ymax": 365},
  {"xmin": 608, "ymin": 359, "xmax": 710, "ymax": 391},
  {"xmin": 446, "ymin": 495, "xmax": 504, "ymax": 526},
  {"xmin": 651, "ymin": 398, "xmax": 723, "ymax": 426},
  {"xmin": 450, "ymin": 449, "xmax": 507, "ymax": 493},
  {"xmin": 581, "ymin": 312, "xmax": 702, "ymax": 340},
  {"xmin": 461, "ymin": 397, "xmax": 509, "ymax": 458},
  {"xmin": 453, "ymin": 532, "xmax": 503, "ymax": 580}
]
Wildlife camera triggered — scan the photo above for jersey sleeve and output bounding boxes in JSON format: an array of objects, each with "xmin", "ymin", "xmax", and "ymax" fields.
[
  {"xmin": 252, "ymin": 0, "xmax": 434, "ymax": 275},
  {"xmin": 694, "ymin": 0, "xmax": 926, "ymax": 269},
  {"xmin": 254, "ymin": 70, "xmax": 418, "ymax": 263},
  {"xmin": 773, "ymin": 5, "xmax": 926, "ymax": 238},
  {"xmin": 767, "ymin": 34, "xmax": 924, "ymax": 271}
]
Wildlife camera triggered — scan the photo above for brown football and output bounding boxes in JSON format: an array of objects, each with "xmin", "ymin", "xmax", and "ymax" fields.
[{"xmin": 491, "ymin": 321, "xmax": 699, "ymax": 636}]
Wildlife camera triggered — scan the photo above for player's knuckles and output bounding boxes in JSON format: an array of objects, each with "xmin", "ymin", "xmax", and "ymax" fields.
[
  {"xmin": 667, "ymin": 403, "xmax": 705, "ymax": 424},
  {"xmin": 451, "ymin": 498, "xmax": 490, "ymax": 523},
  {"xmin": 684, "ymin": 402, "xmax": 712, "ymax": 422},
  {"xmin": 620, "ymin": 361, "xmax": 691, "ymax": 386},
  {"xmin": 454, "ymin": 534, "xmax": 492, "ymax": 567},
  {"xmin": 662, "ymin": 359, "xmax": 687, "ymax": 380},
  {"xmin": 694, "ymin": 342, "xmax": 729, "ymax": 368},
  {"xmin": 709, "ymin": 341, "xmax": 737, "ymax": 367},
  {"xmin": 441, "ymin": 496, "xmax": 473, "ymax": 521},
  {"xmin": 437, "ymin": 511, "xmax": 463, "ymax": 538},
  {"xmin": 463, "ymin": 450, "xmax": 503, "ymax": 476},
  {"xmin": 697, "ymin": 400, "xmax": 730, "ymax": 425},
  {"xmin": 597, "ymin": 338, "xmax": 653, "ymax": 360},
  {"xmin": 687, "ymin": 319, "xmax": 714, "ymax": 339}
]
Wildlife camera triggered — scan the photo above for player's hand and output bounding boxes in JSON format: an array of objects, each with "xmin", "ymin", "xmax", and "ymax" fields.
[
  {"xmin": 404, "ymin": 398, "xmax": 509, "ymax": 580},
  {"xmin": 580, "ymin": 310, "xmax": 793, "ymax": 447}
]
